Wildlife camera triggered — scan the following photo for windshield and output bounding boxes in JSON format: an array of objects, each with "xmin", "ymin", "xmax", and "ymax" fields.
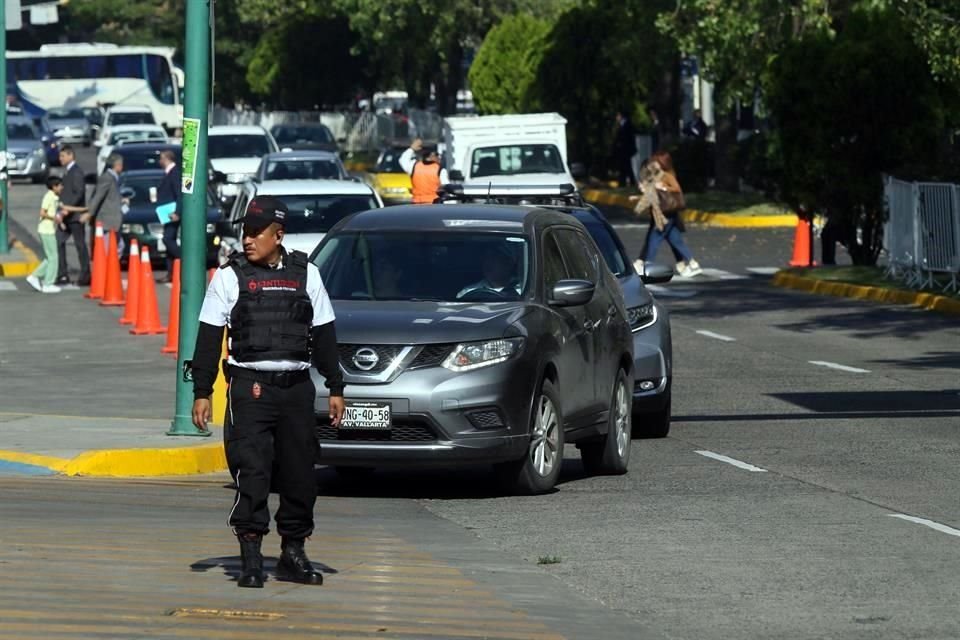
[
  {"xmin": 375, "ymin": 149, "xmax": 405, "ymax": 173},
  {"xmin": 312, "ymin": 231, "xmax": 530, "ymax": 302},
  {"xmin": 264, "ymin": 159, "xmax": 341, "ymax": 180},
  {"xmin": 119, "ymin": 175, "xmax": 162, "ymax": 206},
  {"xmin": 109, "ymin": 112, "xmax": 156, "ymax": 126},
  {"xmin": 110, "ymin": 130, "xmax": 166, "ymax": 145},
  {"xmin": 272, "ymin": 125, "xmax": 333, "ymax": 145},
  {"xmin": 209, "ymin": 134, "xmax": 270, "ymax": 159},
  {"xmin": 117, "ymin": 148, "xmax": 179, "ymax": 171},
  {"xmin": 7, "ymin": 123, "xmax": 35, "ymax": 138},
  {"xmin": 470, "ymin": 144, "xmax": 564, "ymax": 178},
  {"xmin": 47, "ymin": 108, "xmax": 87, "ymax": 120},
  {"xmin": 259, "ymin": 194, "xmax": 377, "ymax": 234}
]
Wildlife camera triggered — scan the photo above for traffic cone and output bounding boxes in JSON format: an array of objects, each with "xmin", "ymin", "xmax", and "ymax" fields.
[
  {"xmin": 789, "ymin": 217, "xmax": 817, "ymax": 267},
  {"xmin": 130, "ymin": 247, "xmax": 167, "ymax": 335},
  {"xmin": 161, "ymin": 260, "xmax": 181, "ymax": 356},
  {"xmin": 99, "ymin": 230, "xmax": 125, "ymax": 306},
  {"xmin": 119, "ymin": 238, "xmax": 141, "ymax": 325},
  {"xmin": 84, "ymin": 222, "xmax": 106, "ymax": 299}
]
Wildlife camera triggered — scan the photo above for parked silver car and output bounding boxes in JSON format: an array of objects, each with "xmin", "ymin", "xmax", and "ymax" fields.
[
  {"xmin": 310, "ymin": 204, "xmax": 636, "ymax": 494},
  {"xmin": 254, "ymin": 150, "xmax": 349, "ymax": 182},
  {"xmin": 6, "ymin": 117, "xmax": 50, "ymax": 183},
  {"xmin": 43, "ymin": 107, "xmax": 93, "ymax": 146}
]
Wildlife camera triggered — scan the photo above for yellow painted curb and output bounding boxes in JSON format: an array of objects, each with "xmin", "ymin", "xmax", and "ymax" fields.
[
  {"xmin": 580, "ymin": 189, "xmax": 800, "ymax": 228},
  {"xmin": 0, "ymin": 444, "xmax": 227, "ymax": 478},
  {"xmin": 772, "ymin": 271, "xmax": 960, "ymax": 316},
  {"xmin": 0, "ymin": 241, "xmax": 41, "ymax": 277}
]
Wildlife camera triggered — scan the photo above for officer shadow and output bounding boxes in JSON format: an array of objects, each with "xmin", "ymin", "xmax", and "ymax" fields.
[{"xmin": 190, "ymin": 555, "xmax": 339, "ymax": 582}]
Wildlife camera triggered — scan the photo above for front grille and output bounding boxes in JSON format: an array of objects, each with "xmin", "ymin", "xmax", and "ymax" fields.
[
  {"xmin": 409, "ymin": 344, "xmax": 454, "ymax": 369},
  {"xmin": 316, "ymin": 418, "xmax": 436, "ymax": 442},
  {"xmin": 338, "ymin": 345, "xmax": 402, "ymax": 375}
]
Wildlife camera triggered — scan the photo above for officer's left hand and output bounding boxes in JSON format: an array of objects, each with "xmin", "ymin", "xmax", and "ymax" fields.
[{"xmin": 329, "ymin": 396, "xmax": 346, "ymax": 427}]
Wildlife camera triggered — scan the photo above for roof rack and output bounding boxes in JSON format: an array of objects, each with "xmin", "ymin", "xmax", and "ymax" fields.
[{"xmin": 438, "ymin": 182, "xmax": 585, "ymax": 207}]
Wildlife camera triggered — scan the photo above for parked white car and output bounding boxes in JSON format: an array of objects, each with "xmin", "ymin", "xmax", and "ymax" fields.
[
  {"xmin": 208, "ymin": 125, "xmax": 279, "ymax": 203},
  {"xmin": 95, "ymin": 105, "xmax": 158, "ymax": 147},
  {"xmin": 222, "ymin": 179, "xmax": 383, "ymax": 259}
]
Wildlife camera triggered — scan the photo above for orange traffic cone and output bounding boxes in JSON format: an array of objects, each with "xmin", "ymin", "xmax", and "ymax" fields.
[
  {"xmin": 119, "ymin": 238, "xmax": 141, "ymax": 325},
  {"xmin": 84, "ymin": 222, "xmax": 106, "ymax": 299},
  {"xmin": 130, "ymin": 247, "xmax": 167, "ymax": 335},
  {"xmin": 161, "ymin": 260, "xmax": 181, "ymax": 356},
  {"xmin": 99, "ymin": 230, "xmax": 125, "ymax": 306},
  {"xmin": 789, "ymin": 217, "xmax": 817, "ymax": 267}
]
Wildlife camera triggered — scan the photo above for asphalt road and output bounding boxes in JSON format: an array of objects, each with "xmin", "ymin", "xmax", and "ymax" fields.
[{"xmin": 3, "ymin": 163, "xmax": 960, "ymax": 638}]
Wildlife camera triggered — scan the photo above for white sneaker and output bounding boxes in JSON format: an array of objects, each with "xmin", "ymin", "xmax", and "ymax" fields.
[
  {"xmin": 633, "ymin": 259, "xmax": 645, "ymax": 274},
  {"xmin": 41, "ymin": 284, "xmax": 62, "ymax": 294},
  {"xmin": 674, "ymin": 261, "xmax": 687, "ymax": 274},
  {"xmin": 26, "ymin": 275, "xmax": 42, "ymax": 292},
  {"xmin": 677, "ymin": 259, "xmax": 703, "ymax": 279}
]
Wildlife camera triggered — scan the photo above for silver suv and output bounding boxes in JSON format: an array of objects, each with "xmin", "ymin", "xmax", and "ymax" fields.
[{"xmin": 310, "ymin": 204, "xmax": 635, "ymax": 494}]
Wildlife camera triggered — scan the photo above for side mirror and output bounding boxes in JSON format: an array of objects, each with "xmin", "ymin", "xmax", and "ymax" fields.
[
  {"xmin": 640, "ymin": 262, "xmax": 674, "ymax": 284},
  {"xmin": 549, "ymin": 279, "xmax": 595, "ymax": 307},
  {"xmin": 119, "ymin": 186, "xmax": 136, "ymax": 199},
  {"xmin": 84, "ymin": 172, "xmax": 99, "ymax": 185},
  {"xmin": 569, "ymin": 162, "xmax": 587, "ymax": 180},
  {"xmin": 449, "ymin": 169, "xmax": 464, "ymax": 182}
]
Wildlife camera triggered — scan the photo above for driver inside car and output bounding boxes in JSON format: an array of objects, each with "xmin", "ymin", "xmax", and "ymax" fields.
[{"xmin": 457, "ymin": 244, "xmax": 522, "ymax": 299}]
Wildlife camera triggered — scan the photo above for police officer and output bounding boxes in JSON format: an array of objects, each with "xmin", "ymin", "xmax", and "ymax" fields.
[{"xmin": 191, "ymin": 196, "xmax": 346, "ymax": 588}]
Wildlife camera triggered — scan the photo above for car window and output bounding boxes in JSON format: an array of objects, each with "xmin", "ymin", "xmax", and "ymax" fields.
[
  {"xmin": 555, "ymin": 229, "xmax": 597, "ymax": 282},
  {"xmin": 265, "ymin": 159, "xmax": 340, "ymax": 180},
  {"xmin": 541, "ymin": 232, "xmax": 569, "ymax": 291},
  {"xmin": 272, "ymin": 126, "xmax": 333, "ymax": 145},
  {"xmin": 208, "ymin": 134, "xmax": 270, "ymax": 159},
  {"xmin": 375, "ymin": 149, "xmax": 404, "ymax": 173},
  {"xmin": 581, "ymin": 219, "xmax": 629, "ymax": 277},
  {"xmin": 470, "ymin": 144, "xmax": 564, "ymax": 178},
  {"xmin": 254, "ymin": 195, "xmax": 377, "ymax": 234},
  {"xmin": 313, "ymin": 231, "xmax": 530, "ymax": 302},
  {"xmin": 118, "ymin": 148, "xmax": 179, "ymax": 171},
  {"xmin": 109, "ymin": 112, "xmax": 155, "ymax": 126},
  {"xmin": 7, "ymin": 123, "xmax": 36, "ymax": 138}
]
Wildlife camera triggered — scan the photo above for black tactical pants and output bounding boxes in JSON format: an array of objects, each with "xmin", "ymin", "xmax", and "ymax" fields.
[{"xmin": 225, "ymin": 369, "xmax": 317, "ymax": 539}]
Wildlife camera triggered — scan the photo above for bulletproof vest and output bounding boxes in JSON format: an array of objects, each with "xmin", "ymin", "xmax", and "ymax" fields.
[{"xmin": 227, "ymin": 249, "xmax": 313, "ymax": 362}]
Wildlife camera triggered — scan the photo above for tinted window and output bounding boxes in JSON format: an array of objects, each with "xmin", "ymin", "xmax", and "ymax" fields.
[
  {"xmin": 541, "ymin": 233, "xmax": 569, "ymax": 291},
  {"xmin": 47, "ymin": 108, "xmax": 87, "ymax": 119},
  {"xmin": 258, "ymin": 195, "xmax": 377, "ymax": 234},
  {"xmin": 119, "ymin": 175, "xmax": 162, "ymax": 206},
  {"xmin": 555, "ymin": 229, "xmax": 597, "ymax": 282},
  {"xmin": 375, "ymin": 149, "xmax": 405, "ymax": 173},
  {"xmin": 265, "ymin": 159, "xmax": 341, "ymax": 180},
  {"xmin": 272, "ymin": 125, "xmax": 333, "ymax": 145},
  {"xmin": 7, "ymin": 123, "xmax": 36, "ymax": 138},
  {"xmin": 144, "ymin": 54, "xmax": 175, "ymax": 105},
  {"xmin": 109, "ymin": 129, "xmax": 166, "ymax": 145},
  {"xmin": 313, "ymin": 231, "xmax": 530, "ymax": 302},
  {"xmin": 209, "ymin": 134, "xmax": 270, "ymax": 159},
  {"xmin": 580, "ymin": 218, "xmax": 629, "ymax": 277},
  {"xmin": 470, "ymin": 144, "xmax": 564, "ymax": 178},
  {"xmin": 109, "ymin": 112, "xmax": 156, "ymax": 126},
  {"xmin": 118, "ymin": 148, "xmax": 179, "ymax": 171}
]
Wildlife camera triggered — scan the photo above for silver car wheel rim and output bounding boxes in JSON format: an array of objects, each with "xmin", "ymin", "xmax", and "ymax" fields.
[
  {"xmin": 615, "ymin": 380, "xmax": 630, "ymax": 457},
  {"xmin": 530, "ymin": 395, "xmax": 559, "ymax": 477}
]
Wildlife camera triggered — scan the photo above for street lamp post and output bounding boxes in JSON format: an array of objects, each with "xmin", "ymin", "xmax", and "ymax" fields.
[{"xmin": 168, "ymin": 0, "xmax": 212, "ymax": 436}]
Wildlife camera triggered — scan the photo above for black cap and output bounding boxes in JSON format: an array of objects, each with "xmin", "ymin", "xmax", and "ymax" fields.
[{"xmin": 240, "ymin": 196, "xmax": 288, "ymax": 229}]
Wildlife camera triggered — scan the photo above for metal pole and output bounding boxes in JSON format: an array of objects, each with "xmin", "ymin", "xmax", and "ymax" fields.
[
  {"xmin": 0, "ymin": 5, "xmax": 9, "ymax": 255},
  {"xmin": 169, "ymin": 0, "xmax": 211, "ymax": 436}
]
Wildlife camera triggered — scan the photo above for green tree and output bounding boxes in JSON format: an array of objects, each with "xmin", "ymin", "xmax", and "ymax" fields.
[
  {"xmin": 899, "ymin": 0, "xmax": 960, "ymax": 85},
  {"xmin": 766, "ymin": 7, "xmax": 955, "ymax": 265},
  {"xmin": 468, "ymin": 14, "xmax": 550, "ymax": 114}
]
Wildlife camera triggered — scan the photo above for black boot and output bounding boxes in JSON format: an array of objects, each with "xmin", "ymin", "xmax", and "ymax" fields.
[
  {"xmin": 277, "ymin": 538, "xmax": 323, "ymax": 585},
  {"xmin": 237, "ymin": 533, "xmax": 264, "ymax": 588}
]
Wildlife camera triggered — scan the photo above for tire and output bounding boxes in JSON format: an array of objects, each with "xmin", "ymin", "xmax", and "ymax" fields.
[
  {"xmin": 633, "ymin": 391, "xmax": 671, "ymax": 438},
  {"xmin": 495, "ymin": 379, "xmax": 564, "ymax": 495},
  {"xmin": 580, "ymin": 369, "xmax": 632, "ymax": 475}
]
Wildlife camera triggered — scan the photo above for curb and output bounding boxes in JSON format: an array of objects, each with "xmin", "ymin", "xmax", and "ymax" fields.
[
  {"xmin": 580, "ymin": 189, "xmax": 798, "ymax": 228},
  {"xmin": 0, "ymin": 443, "xmax": 227, "ymax": 478},
  {"xmin": 0, "ymin": 240, "xmax": 41, "ymax": 277},
  {"xmin": 772, "ymin": 271, "xmax": 960, "ymax": 316}
]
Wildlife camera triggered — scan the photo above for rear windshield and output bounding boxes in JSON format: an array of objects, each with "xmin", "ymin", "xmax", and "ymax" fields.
[
  {"xmin": 209, "ymin": 134, "xmax": 270, "ymax": 159},
  {"xmin": 117, "ymin": 148, "xmax": 179, "ymax": 171},
  {"xmin": 256, "ymin": 194, "xmax": 377, "ymax": 234},
  {"xmin": 312, "ymin": 231, "xmax": 531, "ymax": 302},
  {"xmin": 264, "ymin": 159, "xmax": 341, "ymax": 180},
  {"xmin": 470, "ymin": 144, "xmax": 564, "ymax": 178},
  {"xmin": 375, "ymin": 149, "xmax": 405, "ymax": 173},
  {"xmin": 109, "ymin": 112, "xmax": 156, "ymax": 126},
  {"xmin": 272, "ymin": 125, "xmax": 333, "ymax": 145}
]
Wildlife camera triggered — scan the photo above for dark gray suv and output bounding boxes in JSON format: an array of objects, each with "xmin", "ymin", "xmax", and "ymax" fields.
[{"xmin": 309, "ymin": 204, "xmax": 635, "ymax": 493}]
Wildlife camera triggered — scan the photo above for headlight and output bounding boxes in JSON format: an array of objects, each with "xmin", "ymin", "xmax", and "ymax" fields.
[
  {"xmin": 626, "ymin": 303, "xmax": 657, "ymax": 332},
  {"xmin": 226, "ymin": 173, "xmax": 249, "ymax": 183},
  {"xmin": 206, "ymin": 223, "xmax": 216, "ymax": 233},
  {"xmin": 442, "ymin": 338, "xmax": 524, "ymax": 372},
  {"xmin": 121, "ymin": 224, "xmax": 146, "ymax": 234}
]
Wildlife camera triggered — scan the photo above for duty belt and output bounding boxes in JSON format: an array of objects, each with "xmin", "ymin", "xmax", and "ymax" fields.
[{"xmin": 226, "ymin": 364, "xmax": 310, "ymax": 388}]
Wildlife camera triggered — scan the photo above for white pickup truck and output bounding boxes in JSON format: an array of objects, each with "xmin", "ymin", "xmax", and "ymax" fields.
[{"xmin": 442, "ymin": 113, "xmax": 583, "ymax": 190}]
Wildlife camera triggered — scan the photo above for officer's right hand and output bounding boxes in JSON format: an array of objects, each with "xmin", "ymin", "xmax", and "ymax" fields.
[{"xmin": 192, "ymin": 398, "xmax": 212, "ymax": 432}]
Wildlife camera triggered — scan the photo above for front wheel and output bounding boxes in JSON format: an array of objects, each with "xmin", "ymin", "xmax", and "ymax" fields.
[
  {"xmin": 580, "ymin": 369, "xmax": 632, "ymax": 475},
  {"xmin": 495, "ymin": 379, "xmax": 564, "ymax": 495}
]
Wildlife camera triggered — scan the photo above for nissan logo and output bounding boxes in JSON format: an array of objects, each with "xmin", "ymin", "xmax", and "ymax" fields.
[{"xmin": 352, "ymin": 347, "xmax": 380, "ymax": 372}]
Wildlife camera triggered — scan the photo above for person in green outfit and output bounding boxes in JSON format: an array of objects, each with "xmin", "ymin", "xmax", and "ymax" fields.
[{"xmin": 26, "ymin": 176, "xmax": 65, "ymax": 294}]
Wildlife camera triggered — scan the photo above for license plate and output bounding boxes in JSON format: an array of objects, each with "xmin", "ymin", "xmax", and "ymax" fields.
[{"xmin": 340, "ymin": 401, "xmax": 391, "ymax": 430}]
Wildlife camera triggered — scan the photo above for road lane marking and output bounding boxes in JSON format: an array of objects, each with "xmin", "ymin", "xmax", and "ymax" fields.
[
  {"xmin": 699, "ymin": 267, "xmax": 750, "ymax": 280},
  {"xmin": 0, "ymin": 282, "xmax": 17, "ymax": 291},
  {"xmin": 747, "ymin": 267, "xmax": 782, "ymax": 275},
  {"xmin": 888, "ymin": 514, "xmax": 960, "ymax": 538},
  {"xmin": 695, "ymin": 330, "xmax": 736, "ymax": 342},
  {"xmin": 809, "ymin": 360, "xmax": 871, "ymax": 373},
  {"xmin": 695, "ymin": 450, "xmax": 768, "ymax": 472}
]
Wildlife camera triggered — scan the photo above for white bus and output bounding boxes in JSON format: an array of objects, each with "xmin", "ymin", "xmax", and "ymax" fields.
[{"xmin": 6, "ymin": 43, "xmax": 184, "ymax": 131}]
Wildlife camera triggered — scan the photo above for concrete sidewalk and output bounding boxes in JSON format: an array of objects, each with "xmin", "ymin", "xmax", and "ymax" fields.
[{"xmin": 0, "ymin": 271, "xmax": 225, "ymax": 477}]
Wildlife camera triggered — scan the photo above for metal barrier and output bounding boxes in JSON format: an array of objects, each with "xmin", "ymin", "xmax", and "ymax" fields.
[{"xmin": 883, "ymin": 175, "xmax": 960, "ymax": 292}]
